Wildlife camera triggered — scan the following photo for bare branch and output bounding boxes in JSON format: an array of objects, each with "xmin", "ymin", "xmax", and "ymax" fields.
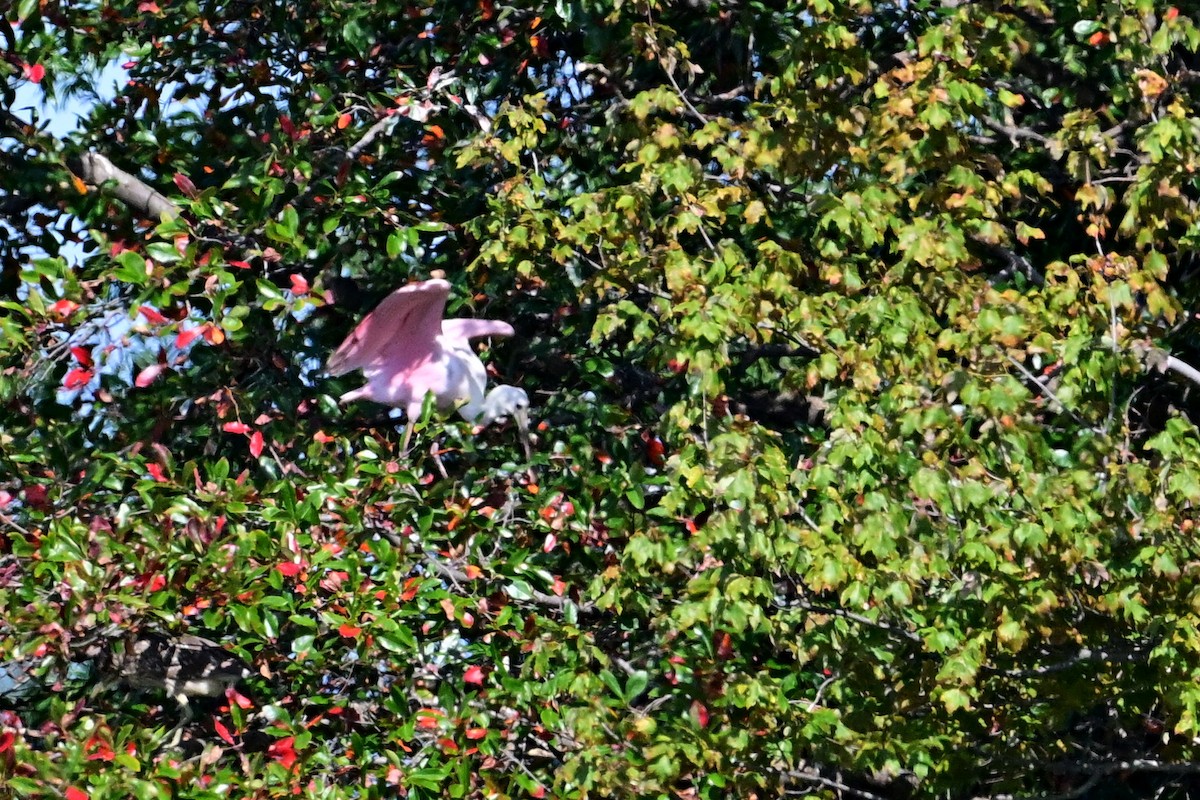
[
  {"xmin": 344, "ymin": 113, "xmax": 397, "ymax": 163},
  {"xmin": 69, "ymin": 152, "xmax": 178, "ymax": 221},
  {"xmin": 1135, "ymin": 343, "xmax": 1200, "ymax": 392}
]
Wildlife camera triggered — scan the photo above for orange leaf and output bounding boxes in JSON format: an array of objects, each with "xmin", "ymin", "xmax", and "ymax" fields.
[
  {"xmin": 176, "ymin": 327, "xmax": 202, "ymax": 348},
  {"xmin": 337, "ymin": 113, "xmax": 351, "ymax": 129},
  {"xmin": 338, "ymin": 623, "xmax": 362, "ymax": 638}
]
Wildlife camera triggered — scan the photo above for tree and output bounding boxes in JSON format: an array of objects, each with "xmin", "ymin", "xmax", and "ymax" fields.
[{"xmin": 4, "ymin": 0, "xmax": 1200, "ymax": 797}]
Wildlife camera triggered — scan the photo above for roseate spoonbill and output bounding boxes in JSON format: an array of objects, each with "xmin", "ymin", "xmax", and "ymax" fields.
[{"xmin": 326, "ymin": 278, "xmax": 529, "ymax": 451}]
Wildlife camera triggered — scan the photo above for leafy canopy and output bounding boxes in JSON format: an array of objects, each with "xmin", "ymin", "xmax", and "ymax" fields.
[{"xmin": 4, "ymin": 1, "xmax": 1200, "ymax": 798}]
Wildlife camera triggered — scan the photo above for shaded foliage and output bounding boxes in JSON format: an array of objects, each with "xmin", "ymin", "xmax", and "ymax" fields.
[{"xmin": 4, "ymin": 0, "xmax": 1200, "ymax": 798}]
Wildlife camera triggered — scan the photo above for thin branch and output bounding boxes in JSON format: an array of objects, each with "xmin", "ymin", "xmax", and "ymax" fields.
[
  {"xmin": 783, "ymin": 768, "xmax": 889, "ymax": 800},
  {"xmin": 979, "ymin": 115, "xmax": 1047, "ymax": 145},
  {"xmin": 0, "ymin": 511, "xmax": 30, "ymax": 537},
  {"xmin": 1003, "ymin": 354, "xmax": 1079, "ymax": 421},
  {"xmin": 975, "ymin": 771, "xmax": 1102, "ymax": 800},
  {"xmin": 779, "ymin": 598, "xmax": 923, "ymax": 644},
  {"xmin": 425, "ymin": 558, "xmax": 597, "ymax": 614},
  {"xmin": 344, "ymin": 113, "xmax": 397, "ymax": 163},
  {"xmin": 993, "ymin": 642, "xmax": 1151, "ymax": 678}
]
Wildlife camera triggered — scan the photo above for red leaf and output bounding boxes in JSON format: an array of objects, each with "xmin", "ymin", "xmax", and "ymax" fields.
[
  {"xmin": 70, "ymin": 346, "xmax": 93, "ymax": 366},
  {"xmin": 65, "ymin": 788, "xmax": 89, "ymax": 800},
  {"xmin": 146, "ymin": 464, "xmax": 168, "ymax": 483},
  {"xmin": 52, "ymin": 299, "xmax": 80, "ymax": 317},
  {"xmin": 268, "ymin": 736, "xmax": 297, "ymax": 769},
  {"xmin": 415, "ymin": 709, "xmax": 443, "ymax": 729},
  {"xmin": 146, "ymin": 572, "xmax": 167, "ymax": 591},
  {"xmin": 213, "ymin": 719, "xmax": 235, "ymax": 745},
  {"xmin": 531, "ymin": 787, "xmax": 546, "ymax": 799},
  {"xmin": 279, "ymin": 115, "xmax": 297, "ymax": 139},
  {"xmin": 135, "ymin": 364, "xmax": 165, "ymax": 388},
  {"xmin": 690, "ymin": 700, "xmax": 709, "ymax": 728},
  {"xmin": 176, "ymin": 327, "xmax": 202, "ymax": 348},
  {"xmin": 24, "ymin": 63, "xmax": 45, "ymax": 83},
  {"xmin": 313, "ymin": 430, "xmax": 335, "ymax": 443},
  {"xmin": 23, "ymin": 484, "xmax": 48, "ymax": 509},
  {"xmin": 85, "ymin": 735, "xmax": 115, "ymax": 762},
  {"xmin": 222, "ymin": 421, "xmax": 251, "ymax": 434},
  {"xmin": 641, "ymin": 430, "xmax": 667, "ymax": 466},
  {"xmin": 276, "ymin": 561, "xmax": 302, "ymax": 577},
  {"xmin": 138, "ymin": 0, "xmax": 160, "ymax": 11},
  {"xmin": 437, "ymin": 737, "xmax": 459, "ymax": 752},
  {"xmin": 542, "ymin": 533, "xmax": 556, "ymax": 553},
  {"xmin": 465, "ymin": 727, "xmax": 487, "ymax": 740},
  {"xmin": 226, "ymin": 687, "xmax": 254, "ymax": 709},
  {"xmin": 463, "ymin": 665, "xmax": 485, "ymax": 685},
  {"xmin": 1088, "ymin": 30, "xmax": 1107, "ymax": 46},
  {"xmin": 64, "ymin": 368, "xmax": 93, "ymax": 390},
  {"xmin": 138, "ymin": 305, "xmax": 168, "ymax": 325},
  {"xmin": 336, "ymin": 113, "xmax": 351, "ymax": 129},
  {"xmin": 289, "ymin": 274, "xmax": 309, "ymax": 295},
  {"xmin": 249, "ymin": 430, "xmax": 264, "ymax": 458},
  {"xmin": 227, "ymin": 260, "xmax": 251, "ymax": 269},
  {"xmin": 172, "ymin": 173, "xmax": 198, "ymax": 198},
  {"xmin": 0, "ymin": 730, "xmax": 14, "ymax": 753},
  {"xmin": 338, "ymin": 623, "xmax": 361, "ymax": 638},
  {"xmin": 1167, "ymin": 7, "xmax": 1180, "ymax": 21}
]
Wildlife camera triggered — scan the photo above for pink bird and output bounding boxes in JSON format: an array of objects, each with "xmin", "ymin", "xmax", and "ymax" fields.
[{"xmin": 326, "ymin": 278, "xmax": 528, "ymax": 451}]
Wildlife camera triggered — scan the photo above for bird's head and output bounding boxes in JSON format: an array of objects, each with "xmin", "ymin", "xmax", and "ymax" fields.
[{"xmin": 480, "ymin": 385, "xmax": 530, "ymax": 429}]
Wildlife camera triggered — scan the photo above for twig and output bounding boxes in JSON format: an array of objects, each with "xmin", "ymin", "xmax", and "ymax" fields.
[
  {"xmin": 425, "ymin": 558, "xmax": 597, "ymax": 614},
  {"xmin": 783, "ymin": 769, "xmax": 889, "ymax": 800},
  {"xmin": 780, "ymin": 598, "xmax": 922, "ymax": 644},
  {"xmin": 0, "ymin": 511, "xmax": 30, "ymax": 537},
  {"xmin": 975, "ymin": 771, "xmax": 1101, "ymax": 800},
  {"xmin": 344, "ymin": 113, "xmax": 397, "ymax": 163},
  {"xmin": 979, "ymin": 115, "xmax": 1047, "ymax": 145},
  {"xmin": 1003, "ymin": 353, "xmax": 1086, "ymax": 425}
]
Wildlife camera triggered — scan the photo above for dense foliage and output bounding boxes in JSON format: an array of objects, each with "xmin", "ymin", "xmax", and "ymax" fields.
[{"xmin": 5, "ymin": 0, "xmax": 1200, "ymax": 797}]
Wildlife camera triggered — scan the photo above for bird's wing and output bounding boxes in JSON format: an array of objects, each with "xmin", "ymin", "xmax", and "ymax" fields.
[
  {"xmin": 441, "ymin": 318, "xmax": 515, "ymax": 342},
  {"xmin": 327, "ymin": 279, "xmax": 451, "ymax": 375}
]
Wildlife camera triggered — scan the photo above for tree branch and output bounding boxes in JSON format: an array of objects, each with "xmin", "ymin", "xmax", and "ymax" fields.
[
  {"xmin": 68, "ymin": 152, "xmax": 178, "ymax": 221},
  {"xmin": 1135, "ymin": 343, "xmax": 1200, "ymax": 392}
]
